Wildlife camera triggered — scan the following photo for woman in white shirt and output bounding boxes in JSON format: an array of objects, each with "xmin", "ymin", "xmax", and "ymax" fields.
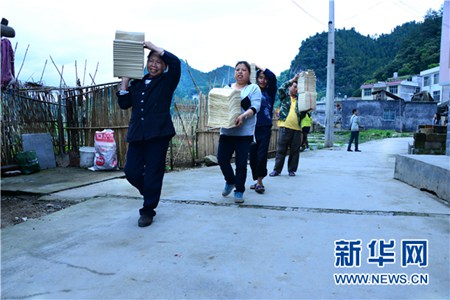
[{"xmin": 218, "ymin": 61, "xmax": 261, "ymax": 203}]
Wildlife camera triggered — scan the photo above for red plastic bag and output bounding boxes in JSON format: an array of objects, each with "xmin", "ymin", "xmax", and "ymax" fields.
[{"xmin": 89, "ymin": 129, "xmax": 118, "ymax": 171}]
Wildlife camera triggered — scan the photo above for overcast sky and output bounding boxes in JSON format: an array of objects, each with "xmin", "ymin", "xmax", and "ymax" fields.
[{"xmin": 2, "ymin": 0, "xmax": 445, "ymax": 87}]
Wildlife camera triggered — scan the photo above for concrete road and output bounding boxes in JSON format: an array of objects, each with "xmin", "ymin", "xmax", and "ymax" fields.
[{"xmin": 1, "ymin": 138, "xmax": 449, "ymax": 299}]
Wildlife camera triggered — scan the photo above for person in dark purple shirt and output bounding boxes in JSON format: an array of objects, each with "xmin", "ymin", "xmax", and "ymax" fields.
[{"xmin": 249, "ymin": 65, "xmax": 277, "ymax": 194}]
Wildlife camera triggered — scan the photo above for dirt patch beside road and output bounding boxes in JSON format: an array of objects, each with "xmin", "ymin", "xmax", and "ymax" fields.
[{"xmin": 1, "ymin": 193, "xmax": 79, "ymax": 228}]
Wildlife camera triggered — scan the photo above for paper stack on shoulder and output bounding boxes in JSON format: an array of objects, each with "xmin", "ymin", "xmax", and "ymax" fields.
[
  {"xmin": 250, "ymin": 63, "xmax": 257, "ymax": 85},
  {"xmin": 207, "ymin": 88, "xmax": 242, "ymax": 128},
  {"xmin": 113, "ymin": 30, "xmax": 145, "ymax": 79},
  {"xmin": 297, "ymin": 70, "xmax": 317, "ymax": 112}
]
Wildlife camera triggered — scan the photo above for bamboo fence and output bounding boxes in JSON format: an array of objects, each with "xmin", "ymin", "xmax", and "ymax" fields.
[
  {"xmin": 1, "ymin": 82, "xmax": 131, "ymax": 168},
  {"xmin": 1, "ymin": 84, "xmax": 279, "ymax": 170}
]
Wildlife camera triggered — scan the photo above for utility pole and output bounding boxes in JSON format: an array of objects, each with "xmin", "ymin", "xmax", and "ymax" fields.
[
  {"xmin": 440, "ymin": 0, "xmax": 450, "ymax": 156},
  {"xmin": 324, "ymin": 0, "xmax": 335, "ymax": 148}
]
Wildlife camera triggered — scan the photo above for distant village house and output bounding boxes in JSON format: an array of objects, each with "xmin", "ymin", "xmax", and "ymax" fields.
[{"xmin": 315, "ymin": 65, "xmax": 448, "ymax": 132}]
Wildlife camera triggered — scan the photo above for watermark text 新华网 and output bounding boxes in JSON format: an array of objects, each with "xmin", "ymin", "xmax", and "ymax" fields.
[{"xmin": 333, "ymin": 239, "xmax": 429, "ymax": 286}]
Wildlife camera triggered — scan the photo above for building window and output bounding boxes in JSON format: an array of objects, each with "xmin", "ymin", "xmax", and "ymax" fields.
[
  {"xmin": 389, "ymin": 85, "xmax": 398, "ymax": 94},
  {"xmin": 423, "ymin": 76, "xmax": 430, "ymax": 86},
  {"xmin": 433, "ymin": 90, "xmax": 440, "ymax": 102},
  {"xmin": 433, "ymin": 73, "xmax": 439, "ymax": 85},
  {"xmin": 383, "ymin": 110, "xmax": 395, "ymax": 121},
  {"xmin": 364, "ymin": 88, "xmax": 372, "ymax": 96}
]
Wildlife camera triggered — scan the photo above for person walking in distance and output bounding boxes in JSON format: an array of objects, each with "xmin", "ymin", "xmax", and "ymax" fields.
[
  {"xmin": 269, "ymin": 73, "xmax": 303, "ymax": 177},
  {"xmin": 347, "ymin": 109, "xmax": 361, "ymax": 152},
  {"xmin": 117, "ymin": 40, "xmax": 181, "ymax": 227},
  {"xmin": 249, "ymin": 65, "xmax": 277, "ymax": 194}
]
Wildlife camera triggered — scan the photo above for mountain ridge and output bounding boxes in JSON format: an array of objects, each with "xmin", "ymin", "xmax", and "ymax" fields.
[{"xmin": 174, "ymin": 7, "xmax": 443, "ymax": 101}]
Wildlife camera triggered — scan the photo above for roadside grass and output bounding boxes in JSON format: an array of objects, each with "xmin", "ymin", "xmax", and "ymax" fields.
[{"xmin": 308, "ymin": 129, "xmax": 413, "ymax": 150}]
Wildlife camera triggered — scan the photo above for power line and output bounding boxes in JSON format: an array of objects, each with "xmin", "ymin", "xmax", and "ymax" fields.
[
  {"xmin": 290, "ymin": 0, "xmax": 325, "ymax": 26},
  {"xmin": 393, "ymin": 0, "xmax": 428, "ymax": 19},
  {"xmin": 345, "ymin": 0, "xmax": 387, "ymax": 21}
]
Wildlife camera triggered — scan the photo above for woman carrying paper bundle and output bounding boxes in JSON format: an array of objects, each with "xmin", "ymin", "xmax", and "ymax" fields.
[
  {"xmin": 117, "ymin": 40, "xmax": 181, "ymax": 227},
  {"xmin": 219, "ymin": 61, "xmax": 262, "ymax": 203},
  {"xmin": 249, "ymin": 65, "xmax": 277, "ymax": 194}
]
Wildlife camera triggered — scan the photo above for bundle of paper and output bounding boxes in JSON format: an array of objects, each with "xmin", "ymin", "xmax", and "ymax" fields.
[
  {"xmin": 113, "ymin": 30, "xmax": 145, "ymax": 79},
  {"xmin": 297, "ymin": 91, "xmax": 317, "ymax": 111},
  {"xmin": 207, "ymin": 88, "xmax": 242, "ymax": 128},
  {"xmin": 297, "ymin": 70, "xmax": 317, "ymax": 111},
  {"xmin": 250, "ymin": 63, "xmax": 256, "ymax": 84},
  {"xmin": 297, "ymin": 70, "xmax": 316, "ymax": 92}
]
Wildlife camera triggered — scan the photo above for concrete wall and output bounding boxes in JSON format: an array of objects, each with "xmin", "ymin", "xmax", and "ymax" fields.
[
  {"xmin": 315, "ymin": 100, "xmax": 438, "ymax": 132},
  {"xmin": 394, "ymin": 154, "xmax": 450, "ymax": 203},
  {"xmin": 403, "ymin": 102, "xmax": 438, "ymax": 131}
]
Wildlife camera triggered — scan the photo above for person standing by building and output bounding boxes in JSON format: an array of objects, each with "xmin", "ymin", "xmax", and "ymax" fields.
[
  {"xmin": 300, "ymin": 109, "xmax": 313, "ymax": 151},
  {"xmin": 218, "ymin": 61, "xmax": 261, "ymax": 203},
  {"xmin": 117, "ymin": 40, "xmax": 181, "ymax": 227},
  {"xmin": 347, "ymin": 109, "xmax": 361, "ymax": 152},
  {"xmin": 269, "ymin": 73, "xmax": 303, "ymax": 177},
  {"xmin": 249, "ymin": 65, "xmax": 277, "ymax": 194},
  {"xmin": 433, "ymin": 112, "xmax": 441, "ymax": 125}
]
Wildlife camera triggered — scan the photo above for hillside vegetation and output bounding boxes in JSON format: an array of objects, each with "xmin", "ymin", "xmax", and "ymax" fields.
[{"xmin": 175, "ymin": 8, "xmax": 443, "ymax": 101}]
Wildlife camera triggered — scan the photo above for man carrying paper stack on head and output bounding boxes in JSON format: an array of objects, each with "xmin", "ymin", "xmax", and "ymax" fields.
[{"xmin": 269, "ymin": 70, "xmax": 316, "ymax": 177}]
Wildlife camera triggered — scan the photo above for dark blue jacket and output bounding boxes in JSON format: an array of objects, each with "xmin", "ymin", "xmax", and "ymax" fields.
[
  {"xmin": 117, "ymin": 50, "xmax": 181, "ymax": 142},
  {"xmin": 256, "ymin": 68, "xmax": 277, "ymax": 127}
]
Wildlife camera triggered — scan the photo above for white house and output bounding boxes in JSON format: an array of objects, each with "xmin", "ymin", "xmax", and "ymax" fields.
[
  {"xmin": 420, "ymin": 66, "xmax": 444, "ymax": 103},
  {"xmin": 360, "ymin": 66, "xmax": 447, "ymax": 104}
]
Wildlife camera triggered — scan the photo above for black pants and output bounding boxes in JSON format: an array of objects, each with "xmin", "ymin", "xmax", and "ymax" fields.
[
  {"xmin": 124, "ymin": 136, "xmax": 171, "ymax": 216},
  {"xmin": 217, "ymin": 135, "xmax": 253, "ymax": 193},
  {"xmin": 273, "ymin": 127, "xmax": 302, "ymax": 173},
  {"xmin": 347, "ymin": 131, "xmax": 359, "ymax": 150},
  {"xmin": 249, "ymin": 125, "xmax": 272, "ymax": 181},
  {"xmin": 301, "ymin": 126, "xmax": 310, "ymax": 148}
]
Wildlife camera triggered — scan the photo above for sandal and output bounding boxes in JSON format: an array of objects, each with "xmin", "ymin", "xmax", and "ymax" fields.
[{"xmin": 255, "ymin": 184, "xmax": 265, "ymax": 194}]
